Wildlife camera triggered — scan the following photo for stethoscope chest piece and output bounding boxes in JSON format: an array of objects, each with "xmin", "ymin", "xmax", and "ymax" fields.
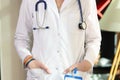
[{"xmin": 78, "ymin": 22, "xmax": 87, "ymax": 30}]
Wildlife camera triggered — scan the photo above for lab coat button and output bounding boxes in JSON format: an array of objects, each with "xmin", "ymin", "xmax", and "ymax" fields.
[
  {"xmin": 57, "ymin": 50, "xmax": 60, "ymax": 53},
  {"xmin": 56, "ymin": 67, "xmax": 58, "ymax": 70},
  {"xmin": 57, "ymin": 33, "xmax": 60, "ymax": 36}
]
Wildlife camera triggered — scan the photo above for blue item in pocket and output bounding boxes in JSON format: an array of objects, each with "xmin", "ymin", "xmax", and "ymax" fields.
[{"xmin": 64, "ymin": 68, "xmax": 82, "ymax": 80}]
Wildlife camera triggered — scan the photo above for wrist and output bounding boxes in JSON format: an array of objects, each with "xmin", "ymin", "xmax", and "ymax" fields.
[
  {"xmin": 24, "ymin": 55, "xmax": 35, "ymax": 68},
  {"xmin": 25, "ymin": 58, "xmax": 35, "ymax": 67}
]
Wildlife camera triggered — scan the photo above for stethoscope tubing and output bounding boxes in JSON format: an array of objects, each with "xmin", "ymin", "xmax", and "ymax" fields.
[
  {"xmin": 77, "ymin": 0, "xmax": 83, "ymax": 23},
  {"xmin": 35, "ymin": 0, "xmax": 47, "ymax": 11},
  {"xmin": 34, "ymin": 0, "xmax": 87, "ymax": 30}
]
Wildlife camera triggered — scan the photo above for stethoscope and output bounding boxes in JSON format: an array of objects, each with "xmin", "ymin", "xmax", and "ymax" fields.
[{"xmin": 33, "ymin": 0, "xmax": 87, "ymax": 30}]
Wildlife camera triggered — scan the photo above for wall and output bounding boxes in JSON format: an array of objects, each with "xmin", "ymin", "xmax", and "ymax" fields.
[{"xmin": 0, "ymin": 0, "xmax": 26, "ymax": 80}]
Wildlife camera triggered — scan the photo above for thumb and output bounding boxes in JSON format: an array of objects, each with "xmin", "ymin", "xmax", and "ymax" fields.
[
  {"xmin": 43, "ymin": 67, "xmax": 51, "ymax": 74},
  {"xmin": 39, "ymin": 62, "xmax": 51, "ymax": 74},
  {"xmin": 64, "ymin": 64, "xmax": 77, "ymax": 74}
]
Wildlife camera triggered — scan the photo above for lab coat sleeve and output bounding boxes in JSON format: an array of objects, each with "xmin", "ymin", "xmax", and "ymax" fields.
[
  {"xmin": 83, "ymin": 0, "xmax": 101, "ymax": 66},
  {"xmin": 14, "ymin": 0, "xmax": 33, "ymax": 63}
]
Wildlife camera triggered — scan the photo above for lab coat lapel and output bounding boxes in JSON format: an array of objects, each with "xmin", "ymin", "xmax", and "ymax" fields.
[
  {"xmin": 61, "ymin": 0, "xmax": 73, "ymax": 11},
  {"xmin": 46, "ymin": 0, "xmax": 58, "ymax": 14}
]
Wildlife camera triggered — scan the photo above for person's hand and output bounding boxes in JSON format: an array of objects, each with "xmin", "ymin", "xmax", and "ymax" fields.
[
  {"xmin": 27, "ymin": 60, "xmax": 51, "ymax": 74},
  {"xmin": 64, "ymin": 60, "xmax": 92, "ymax": 74}
]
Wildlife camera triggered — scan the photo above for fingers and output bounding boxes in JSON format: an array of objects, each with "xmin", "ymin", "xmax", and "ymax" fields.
[
  {"xmin": 64, "ymin": 64, "xmax": 77, "ymax": 74},
  {"xmin": 38, "ymin": 62, "xmax": 51, "ymax": 74},
  {"xmin": 64, "ymin": 60, "xmax": 92, "ymax": 73},
  {"xmin": 28, "ymin": 60, "xmax": 51, "ymax": 74},
  {"xmin": 44, "ymin": 67, "xmax": 51, "ymax": 74},
  {"xmin": 41, "ymin": 64, "xmax": 51, "ymax": 74}
]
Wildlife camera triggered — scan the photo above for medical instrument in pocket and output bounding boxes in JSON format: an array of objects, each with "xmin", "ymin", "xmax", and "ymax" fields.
[
  {"xmin": 33, "ymin": 0, "xmax": 87, "ymax": 30},
  {"xmin": 64, "ymin": 68, "xmax": 82, "ymax": 80}
]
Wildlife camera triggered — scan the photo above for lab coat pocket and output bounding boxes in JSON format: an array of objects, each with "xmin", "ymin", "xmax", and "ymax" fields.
[
  {"xmin": 27, "ymin": 68, "xmax": 43, "ymax": 80},
  {"xmin": 43, "ymin": 67, "xmax": 64, "ymax": 80},
  {"xmin": 44, "ymin": 72, "xmax": 64, "ymax": 80}
]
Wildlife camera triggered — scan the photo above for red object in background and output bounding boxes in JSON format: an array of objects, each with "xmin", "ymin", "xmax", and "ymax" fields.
[{"xmin": 97, "ymin": 0, "xmax": 111, "ymax": 18}]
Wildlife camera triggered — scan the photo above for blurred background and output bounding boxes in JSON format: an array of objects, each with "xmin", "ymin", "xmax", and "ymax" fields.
[{"xmin": 0, "ymin": 0, "xmax": 26, "ymax": 80}]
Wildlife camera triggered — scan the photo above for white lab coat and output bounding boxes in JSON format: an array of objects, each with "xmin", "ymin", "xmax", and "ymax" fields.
[{"xmin": 15, "ymin": 0, "xmax": 101, "ymax": 80}]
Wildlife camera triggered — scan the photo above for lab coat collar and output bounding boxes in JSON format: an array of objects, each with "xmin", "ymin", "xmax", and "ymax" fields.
[
  {"xmin": 61, "ymin": 0, "xmax": 74, "ymax": 10},
  {"xmin": 46, "ymin": 0, "xmax": 74, "ymax": 13}
]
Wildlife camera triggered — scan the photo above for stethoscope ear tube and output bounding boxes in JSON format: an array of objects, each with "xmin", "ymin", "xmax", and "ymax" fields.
[
  {"xmin": 33, "ymin": 26, "xmax": 49, "ymax": 30},
  {"xmin": 35, "ymin": 0, "xmax": 47, "ymax": 11},
  {"xmin": 34, "ymin": 0, "xmax": 48, "ymax": 30}
]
